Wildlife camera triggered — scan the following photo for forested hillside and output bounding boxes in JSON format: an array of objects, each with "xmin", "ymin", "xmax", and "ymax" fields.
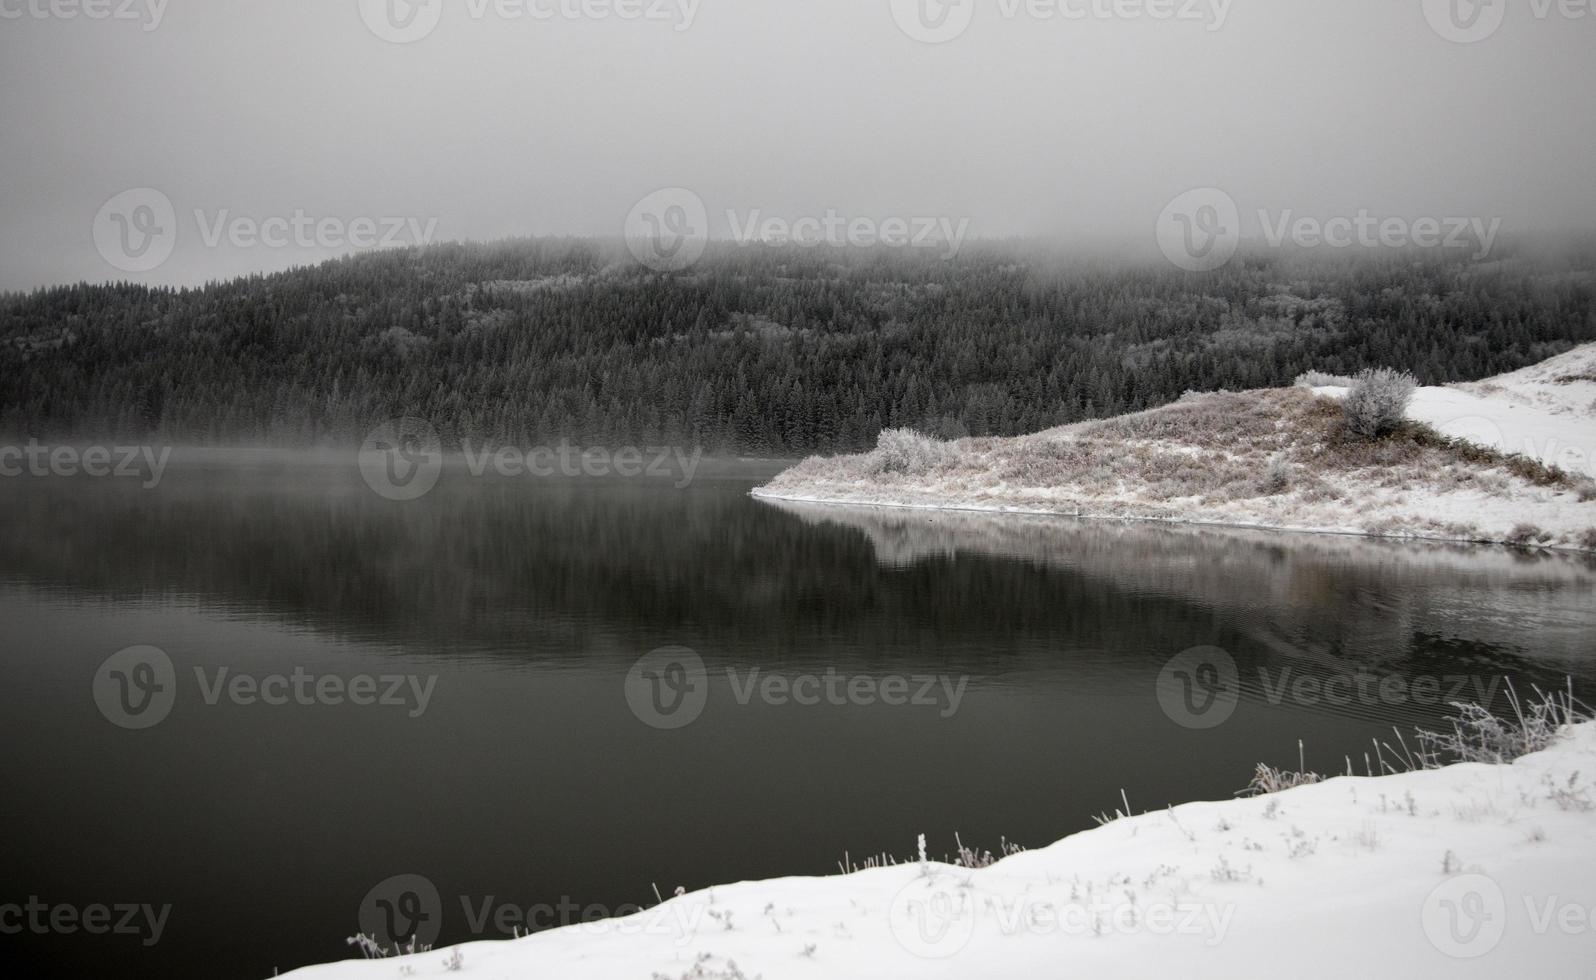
[{"xmin": 3, "ymin": 238, "xmax": 1593, "ymax": 454}]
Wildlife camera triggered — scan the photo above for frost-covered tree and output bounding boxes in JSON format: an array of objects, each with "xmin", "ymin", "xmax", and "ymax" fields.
[{"xmin": 1342, "ymin": 368, "xmax": 1417, "ymax": 440}]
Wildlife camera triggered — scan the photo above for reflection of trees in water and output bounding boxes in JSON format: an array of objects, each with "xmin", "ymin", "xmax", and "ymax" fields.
[
  {"xmin": 1, "ymin": 469, "xmax": 1593, "ymax": 690},
  {"xmin": 763, "ymin": 498, "xmax": 1596, "ymax": 677}
]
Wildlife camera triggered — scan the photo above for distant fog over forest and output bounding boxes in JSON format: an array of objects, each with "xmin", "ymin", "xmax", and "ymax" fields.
[{"xmin": 3, "ymin": 0, "xmax": 1595, "ymax": 290}]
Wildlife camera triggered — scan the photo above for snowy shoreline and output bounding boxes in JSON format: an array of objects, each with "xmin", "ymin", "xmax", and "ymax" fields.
[
  {"xmin": 752, "ymin": 346, "xmax": 1596, "ymax": 554},
  {"xmin": 288, "ymin": 721, "xmax": 1596, "ymax": 979},
  {"xmin": 749, "ymin": 485, "xmax": 1596, "ymax": 554}
]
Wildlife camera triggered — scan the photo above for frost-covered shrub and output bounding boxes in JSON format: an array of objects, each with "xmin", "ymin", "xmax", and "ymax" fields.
[
  {"xmin": 868, "ymin": 428, "xmax": 960, "ymax": 475},
  {"xmin": 1414, "ymin": 681, "xmax": 1588, "ymax": 767},
  {"xmin": 1579, "ymin": 528, "xmax": 1596, "ymax": 551},
  {"xmin": 1342, "ymin": 368, "xmax": 1417, "ymax": 440},
  {"xmin": 1260, "ymin": 454, "xmax": 1292, "ymax": 494},
  {"xmin": 1294, "ymin": 370, "xmax": 1355, "ymax": 388}
]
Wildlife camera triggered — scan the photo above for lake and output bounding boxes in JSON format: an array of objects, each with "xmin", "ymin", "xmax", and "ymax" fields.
[{"xmin": 3, "ymin": 455, "xmax": 1594, "ymax": 979}]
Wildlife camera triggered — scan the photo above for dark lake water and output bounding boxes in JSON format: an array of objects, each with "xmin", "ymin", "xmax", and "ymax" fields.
[{"xmin": 3, "ymin": 456, "xmax": 1595, "ymax": 979}]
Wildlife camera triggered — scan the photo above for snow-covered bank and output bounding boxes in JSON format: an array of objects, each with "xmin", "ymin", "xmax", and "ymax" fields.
[
  {"xmin": 754, "ymin": 346, "xmax": 1596, "ymax": 552},
  {"xmin": 289, "ymin": 722, "xmax": 1596, "ymax": 978}
]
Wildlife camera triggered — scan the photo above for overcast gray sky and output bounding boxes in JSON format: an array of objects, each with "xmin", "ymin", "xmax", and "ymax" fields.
[{"xmin": 1, "ymin": 0, "xmax": 1593, "ymax": 290}]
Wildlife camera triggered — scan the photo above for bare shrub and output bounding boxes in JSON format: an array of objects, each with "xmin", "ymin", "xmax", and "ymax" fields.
[
  {"xmin": 1506, "ymin": 523, "xmax": 1551, "ymax": 547},
  {"xmin": 1240, "ymin": 762, "xmax": 1323, "ymax": 796},
  {"xmin": 868, "ymin": 428, "xmax": 960, "ymax": 476},
  {"xmin": 1342, "ymin": 368, "xmax": 1417, "ymax": 440},
  {"xmin": 1240, "ymin": 741, "xmax": 1322, "ymax": 796},
  {"xmin": 952, "ymin": 833, "xmax": 1025, "ymax": 869},
  {"xmin": 1581, "ymin": 528, "xmax": 1596, "ymax": 552}
]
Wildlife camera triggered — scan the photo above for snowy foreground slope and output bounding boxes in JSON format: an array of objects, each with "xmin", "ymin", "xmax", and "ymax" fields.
[
  {"xmin": 755, "ymin": 345, "xmax": 1596, "ymax": 551},
  {"xmin": 292, "ymin": 725, "xmax": 1596, "ymax": 978}
]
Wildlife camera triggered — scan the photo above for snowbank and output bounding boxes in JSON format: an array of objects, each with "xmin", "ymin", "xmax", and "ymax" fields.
[
  {"xmin": 287, "ymin": 722, "xmax": 1596, "ymax": 978},
  {"xmin": 755, "ymin": 346, "xmax": 1596, "ymax": 552}
]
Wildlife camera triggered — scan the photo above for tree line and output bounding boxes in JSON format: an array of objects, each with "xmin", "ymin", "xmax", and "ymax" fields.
[{"xmin": 3, "ymin": 237, "xmax": 1593, "ymax": 454}]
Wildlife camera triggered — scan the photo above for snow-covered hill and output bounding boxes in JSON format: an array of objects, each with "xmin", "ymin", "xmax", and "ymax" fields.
[
  {"xmin": 755, "ymin": 345, "xmax": 1596, "ymax": 552},
  {"xmin": 1331, "ymin": 342, "xmax": 1596, "ymax": 482}
]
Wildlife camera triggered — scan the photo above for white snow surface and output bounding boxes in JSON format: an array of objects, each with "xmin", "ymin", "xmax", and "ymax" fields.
[
  {"xmin": 289, "ymin": 724, "xmax": 1596, "ymax": 978},
  {"xmin": 1319, "ymin": 341, "xmax": 1596, "ymax": 480}
]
